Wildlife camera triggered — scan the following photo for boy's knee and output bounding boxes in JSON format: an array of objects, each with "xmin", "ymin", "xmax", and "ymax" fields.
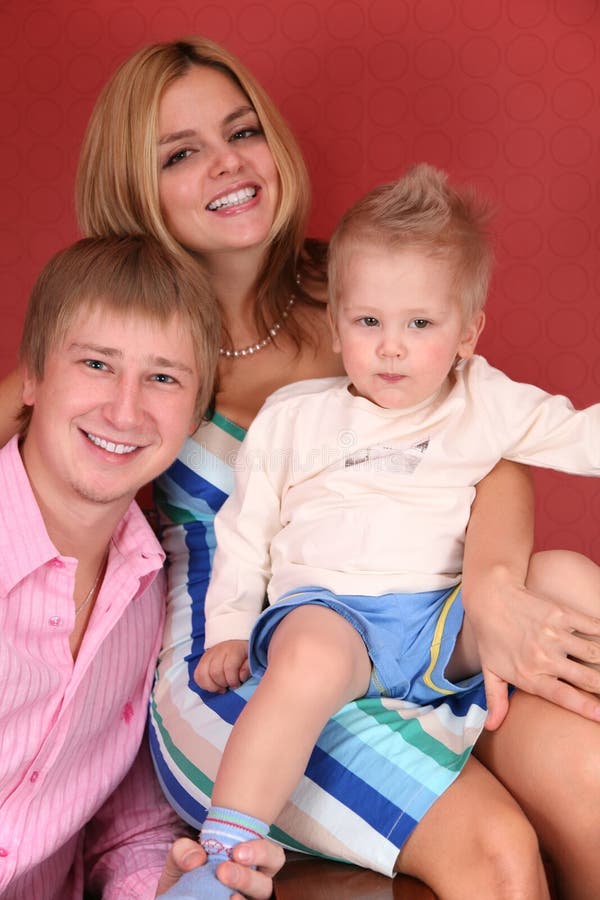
[
  {"xmin": 268, "ymin": 621, "xmax": 366, "ymax": 699},
  {"xmin": 528, "ymin": 549, "xmax": 600, "ymax": 595}
]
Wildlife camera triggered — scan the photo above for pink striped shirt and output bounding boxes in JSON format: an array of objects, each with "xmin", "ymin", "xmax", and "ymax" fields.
[{"xmin": 0, "ymin": 437, "xmax": 185, "ymax": 899}]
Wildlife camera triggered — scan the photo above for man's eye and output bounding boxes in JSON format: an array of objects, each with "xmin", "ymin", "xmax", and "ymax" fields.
[
  {"xmin": 151, "ymin": 373, "xmax": 176, "ymax": 384},
  {"xmin": 410, "ymin": 319, "xmax": 430, "ymax": 329},
  {"xmin": 359, "ymin": 316, "xmax": 380, "ymax": 327}
]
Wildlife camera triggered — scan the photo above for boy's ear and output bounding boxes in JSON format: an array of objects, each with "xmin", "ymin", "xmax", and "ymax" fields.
[
  {"xmin": 327, "ymin": 305, "xmax": 342, "ymax": 353},
  {"xmin": 457, "ymin": 310, "xmax": 485, "ymax": 360}
]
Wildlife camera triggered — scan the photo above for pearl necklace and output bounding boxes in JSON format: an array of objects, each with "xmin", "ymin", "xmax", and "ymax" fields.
[{"xmin": 219, "ymin": 295, "xmax": 295, "ymax": 360}]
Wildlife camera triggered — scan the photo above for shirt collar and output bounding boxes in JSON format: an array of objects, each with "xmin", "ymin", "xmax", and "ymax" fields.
[{"xmin": 0, "ymin": 436, "xmax": 164, "ymax": 596}]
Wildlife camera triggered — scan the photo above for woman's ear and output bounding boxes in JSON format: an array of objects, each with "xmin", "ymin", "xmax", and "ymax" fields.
[{"xmin": 457, "ymin": 310, "xmax": 485, "ymax": 360}]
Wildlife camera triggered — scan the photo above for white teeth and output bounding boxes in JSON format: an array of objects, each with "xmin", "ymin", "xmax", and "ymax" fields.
[
  {"xmin": 87, "ymin": 433, "xmax": 137, "ymax": 455},
  {"xmin": 207, "ymin": 186, "xmax": 257, "ymax": 210}
]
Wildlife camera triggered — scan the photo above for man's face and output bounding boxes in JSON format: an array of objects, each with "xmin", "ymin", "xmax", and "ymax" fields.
[{"xmin": 21, "ymin": 305, "xmax": 200, "ymax": 512}]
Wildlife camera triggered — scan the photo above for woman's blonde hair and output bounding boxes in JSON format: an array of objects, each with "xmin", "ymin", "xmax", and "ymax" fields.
[{"xmin": 77, "ymin": 36, "xmax": 323, "ymax": 349}]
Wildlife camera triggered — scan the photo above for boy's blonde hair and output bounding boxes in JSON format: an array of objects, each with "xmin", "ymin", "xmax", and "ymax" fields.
[
  {"xmin": 76, "ymin": 36, "xmax": 317, "ymax": 351},
  {"xmin": 19, "ymin": 235, "xmax": 220, "ymax": 431},
  {"xmin": 328, "ymin": 163, "xmax": 494, "ymax": 320}
]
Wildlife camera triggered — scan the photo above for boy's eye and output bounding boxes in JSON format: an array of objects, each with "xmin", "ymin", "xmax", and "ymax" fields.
[
  {"xmin": 151, "ymin": 373, "xmax": 176, "ymax": 384},
  {"xmin": 83, "ymin": 359, "xmax": 108, "ymax": 370},
  {"xmin": 410, "ymin": 318, "xmax": 430, "ymax": 329},
  {"xmin": 359, "ymin": 316, "xmax": 380, "ymax": 327}
]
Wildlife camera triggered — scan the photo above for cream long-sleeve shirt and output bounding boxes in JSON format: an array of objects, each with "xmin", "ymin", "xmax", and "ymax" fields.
[{"xmin": 205, "ymin": 355, "xmax": 599, "ymax": 647}]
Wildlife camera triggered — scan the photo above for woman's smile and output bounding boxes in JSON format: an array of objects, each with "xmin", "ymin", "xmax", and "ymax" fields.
[{"xmin": 158, "ymin": 66, "xmax": 280, "ymax": 257}]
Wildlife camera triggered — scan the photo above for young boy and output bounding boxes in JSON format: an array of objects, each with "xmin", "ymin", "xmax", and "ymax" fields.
[{"xmin": 168, "ymin": 165, "xmax": 600, "ymax": 899}]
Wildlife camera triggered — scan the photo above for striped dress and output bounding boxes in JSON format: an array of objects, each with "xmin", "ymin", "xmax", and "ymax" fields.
[{"xmin": 148, "ymin": 411, "xmax": 489, "ymax": 876}]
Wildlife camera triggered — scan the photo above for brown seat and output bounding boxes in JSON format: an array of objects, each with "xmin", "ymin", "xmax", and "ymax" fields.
[
  {"xmin": 273, "ymin": 851, "xmax": 558, "ymax": 899},
  {"xmin": 273, "ymin": 853, "xmax": 434, "ymax": 899}
]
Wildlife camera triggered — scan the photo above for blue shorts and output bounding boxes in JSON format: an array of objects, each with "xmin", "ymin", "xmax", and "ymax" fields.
[{"xmin": 249, "ymin": 584, "xmax": 483, "ymax": 704}]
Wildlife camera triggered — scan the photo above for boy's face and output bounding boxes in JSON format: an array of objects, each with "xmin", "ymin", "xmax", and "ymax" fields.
[
  {"xmin": 21, "ymin": 305, "xmax": 200, "ymax": 512},
  {"xmin": 330, "ymin": 245, "xmax": 484, "ymax": 409}
]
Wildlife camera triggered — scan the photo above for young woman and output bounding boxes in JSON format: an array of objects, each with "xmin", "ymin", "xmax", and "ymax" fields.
[{"xmin": 2, "ymin": 35, "xmax": 599, "ymax": 898}]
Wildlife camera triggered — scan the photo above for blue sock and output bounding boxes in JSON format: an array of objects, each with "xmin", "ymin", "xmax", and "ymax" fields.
[{"xmin": 160, "ymin": 806, "xmax": 269, "ymax": 899}]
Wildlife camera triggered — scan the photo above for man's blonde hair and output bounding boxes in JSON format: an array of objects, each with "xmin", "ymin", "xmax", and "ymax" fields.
[
  {"xmin": 328, "ymin": 163, "xmax": 494, "ymax": 320},
  {"xmin": 19, "ymin": 235, "xmax": 220, "ymax": 431}
]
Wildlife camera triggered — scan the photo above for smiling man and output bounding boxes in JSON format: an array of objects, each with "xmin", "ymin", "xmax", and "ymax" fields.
[{"xmin": 0, "ymin": 236, "xmax": 282, "ymax": 899}]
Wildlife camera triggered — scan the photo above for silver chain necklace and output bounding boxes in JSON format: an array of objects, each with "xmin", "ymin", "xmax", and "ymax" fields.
[{"xmin": 74, "ymin": 555, "xmax": 107, "ymax": 618}]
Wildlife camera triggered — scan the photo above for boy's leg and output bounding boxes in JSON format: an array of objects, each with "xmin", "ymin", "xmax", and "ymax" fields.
[
  {"xmin": 396, "ymin": 755, "xmax": 550, "ymax": 900},
  {"xmin": 444, "ymin": 605, "xmax": 481, "ymax": 683},
  {"xmin": 164, "ymin": 606, "xmax": 372, "ymax": 899},
  {"xmin": 213, "ymin": 604, "xmax": 372, "ymax": 818},
  {"xmin": 527, "ymin": 549, "xmax": 600, "ymax": 678},
  {"xmin": 448, "ymin": 548, "xmax": 600, "ymax": 686}
]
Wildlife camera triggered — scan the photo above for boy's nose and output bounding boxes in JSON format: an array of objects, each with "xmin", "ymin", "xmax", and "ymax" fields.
[{"xmin": 378, "ymin": 334, "xmax": 406, "ymax": 358}]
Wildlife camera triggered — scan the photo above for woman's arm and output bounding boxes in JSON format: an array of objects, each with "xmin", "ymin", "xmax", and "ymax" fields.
[
  {"xmin": 462, "ymin": 459, "xmax": 600, "ymax": 730},
  {"xmin": 0, "ymin": 369, "xmax": 23, "ymax": 445}
]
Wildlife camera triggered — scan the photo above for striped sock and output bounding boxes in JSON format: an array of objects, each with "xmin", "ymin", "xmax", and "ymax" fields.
[{"xmin": 160, "ymin": 806, "xmax": 269, "ymax": 899}]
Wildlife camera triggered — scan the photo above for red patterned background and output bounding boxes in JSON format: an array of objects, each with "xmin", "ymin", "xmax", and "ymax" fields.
[{"xmin": 1, "ymin": 0, "xmax": 599, "ymax": 557}]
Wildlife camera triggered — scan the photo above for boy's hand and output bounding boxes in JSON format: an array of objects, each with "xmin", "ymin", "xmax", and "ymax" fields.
[{"xmin": 194, "ymin": 640, "xmax": 250, "ymax": 692}]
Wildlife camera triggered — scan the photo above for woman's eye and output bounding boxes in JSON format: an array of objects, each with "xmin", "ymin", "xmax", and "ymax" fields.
[
  {"xmin": 163, "ymin": 148, "xmax": 192, "ymax": 169},
  {"xmin": 359, "ymin": 316, "xmax": 380, "ymax": 327},
  {"xmin": 410, "ymin": 318, "xmax": 430, "ymax": 329},
  {"xmin": 230, "ymin": 126, "xmax": 262, "ymax": 142}
]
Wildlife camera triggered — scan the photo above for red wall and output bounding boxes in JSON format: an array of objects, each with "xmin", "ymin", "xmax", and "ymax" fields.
[{"xmin": 2, "ymin": 0, "xmax": 599, "ymax": 558}]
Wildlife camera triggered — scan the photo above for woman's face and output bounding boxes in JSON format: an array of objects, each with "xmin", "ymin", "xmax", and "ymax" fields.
[{"xmin": 157, "ymin": 65, "xmax": 280, "ymax": 262}]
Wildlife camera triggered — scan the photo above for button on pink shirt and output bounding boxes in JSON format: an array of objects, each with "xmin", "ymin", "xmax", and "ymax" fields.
[{"xmin": 0, "ymin": 437, "xmax": 184, "ymax": 899}]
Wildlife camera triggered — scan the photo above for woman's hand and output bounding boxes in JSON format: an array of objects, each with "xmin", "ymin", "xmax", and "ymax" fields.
[
  {"xmin": 462, "ymin": 562, "xmax": 600, "ymax": 730},
  {"xmin": 463, "ymin": 460, "xmax": 600, "ymax": 730},
  {"xmin": 156, "ymin": 836, "xmax": 285, "ymax": 899},
  {"xmin": 194, "ymin": 640, "xmax": 250, "ymax": 692}
]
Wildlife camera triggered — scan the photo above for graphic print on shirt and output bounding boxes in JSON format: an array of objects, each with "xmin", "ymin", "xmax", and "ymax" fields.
[{"xmin": 344, "ymin": 439, "xmax": 430, "ymax": 474}]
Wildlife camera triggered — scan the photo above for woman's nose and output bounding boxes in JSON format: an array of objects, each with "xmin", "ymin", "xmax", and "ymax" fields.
[{"xmin": 209, "ymin": 143, "xmax": 243, "ymax": 178}]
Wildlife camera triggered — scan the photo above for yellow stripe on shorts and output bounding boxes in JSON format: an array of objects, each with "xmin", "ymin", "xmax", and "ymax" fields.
[{"xmin": 423, "ymin": 583, "xmax": 462, "ymax": 694}]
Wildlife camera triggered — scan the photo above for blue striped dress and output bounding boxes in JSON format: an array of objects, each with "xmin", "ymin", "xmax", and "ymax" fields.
[{"xmin": 148, "ymin": 411, "xmax": 489, "ymax": 876}]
